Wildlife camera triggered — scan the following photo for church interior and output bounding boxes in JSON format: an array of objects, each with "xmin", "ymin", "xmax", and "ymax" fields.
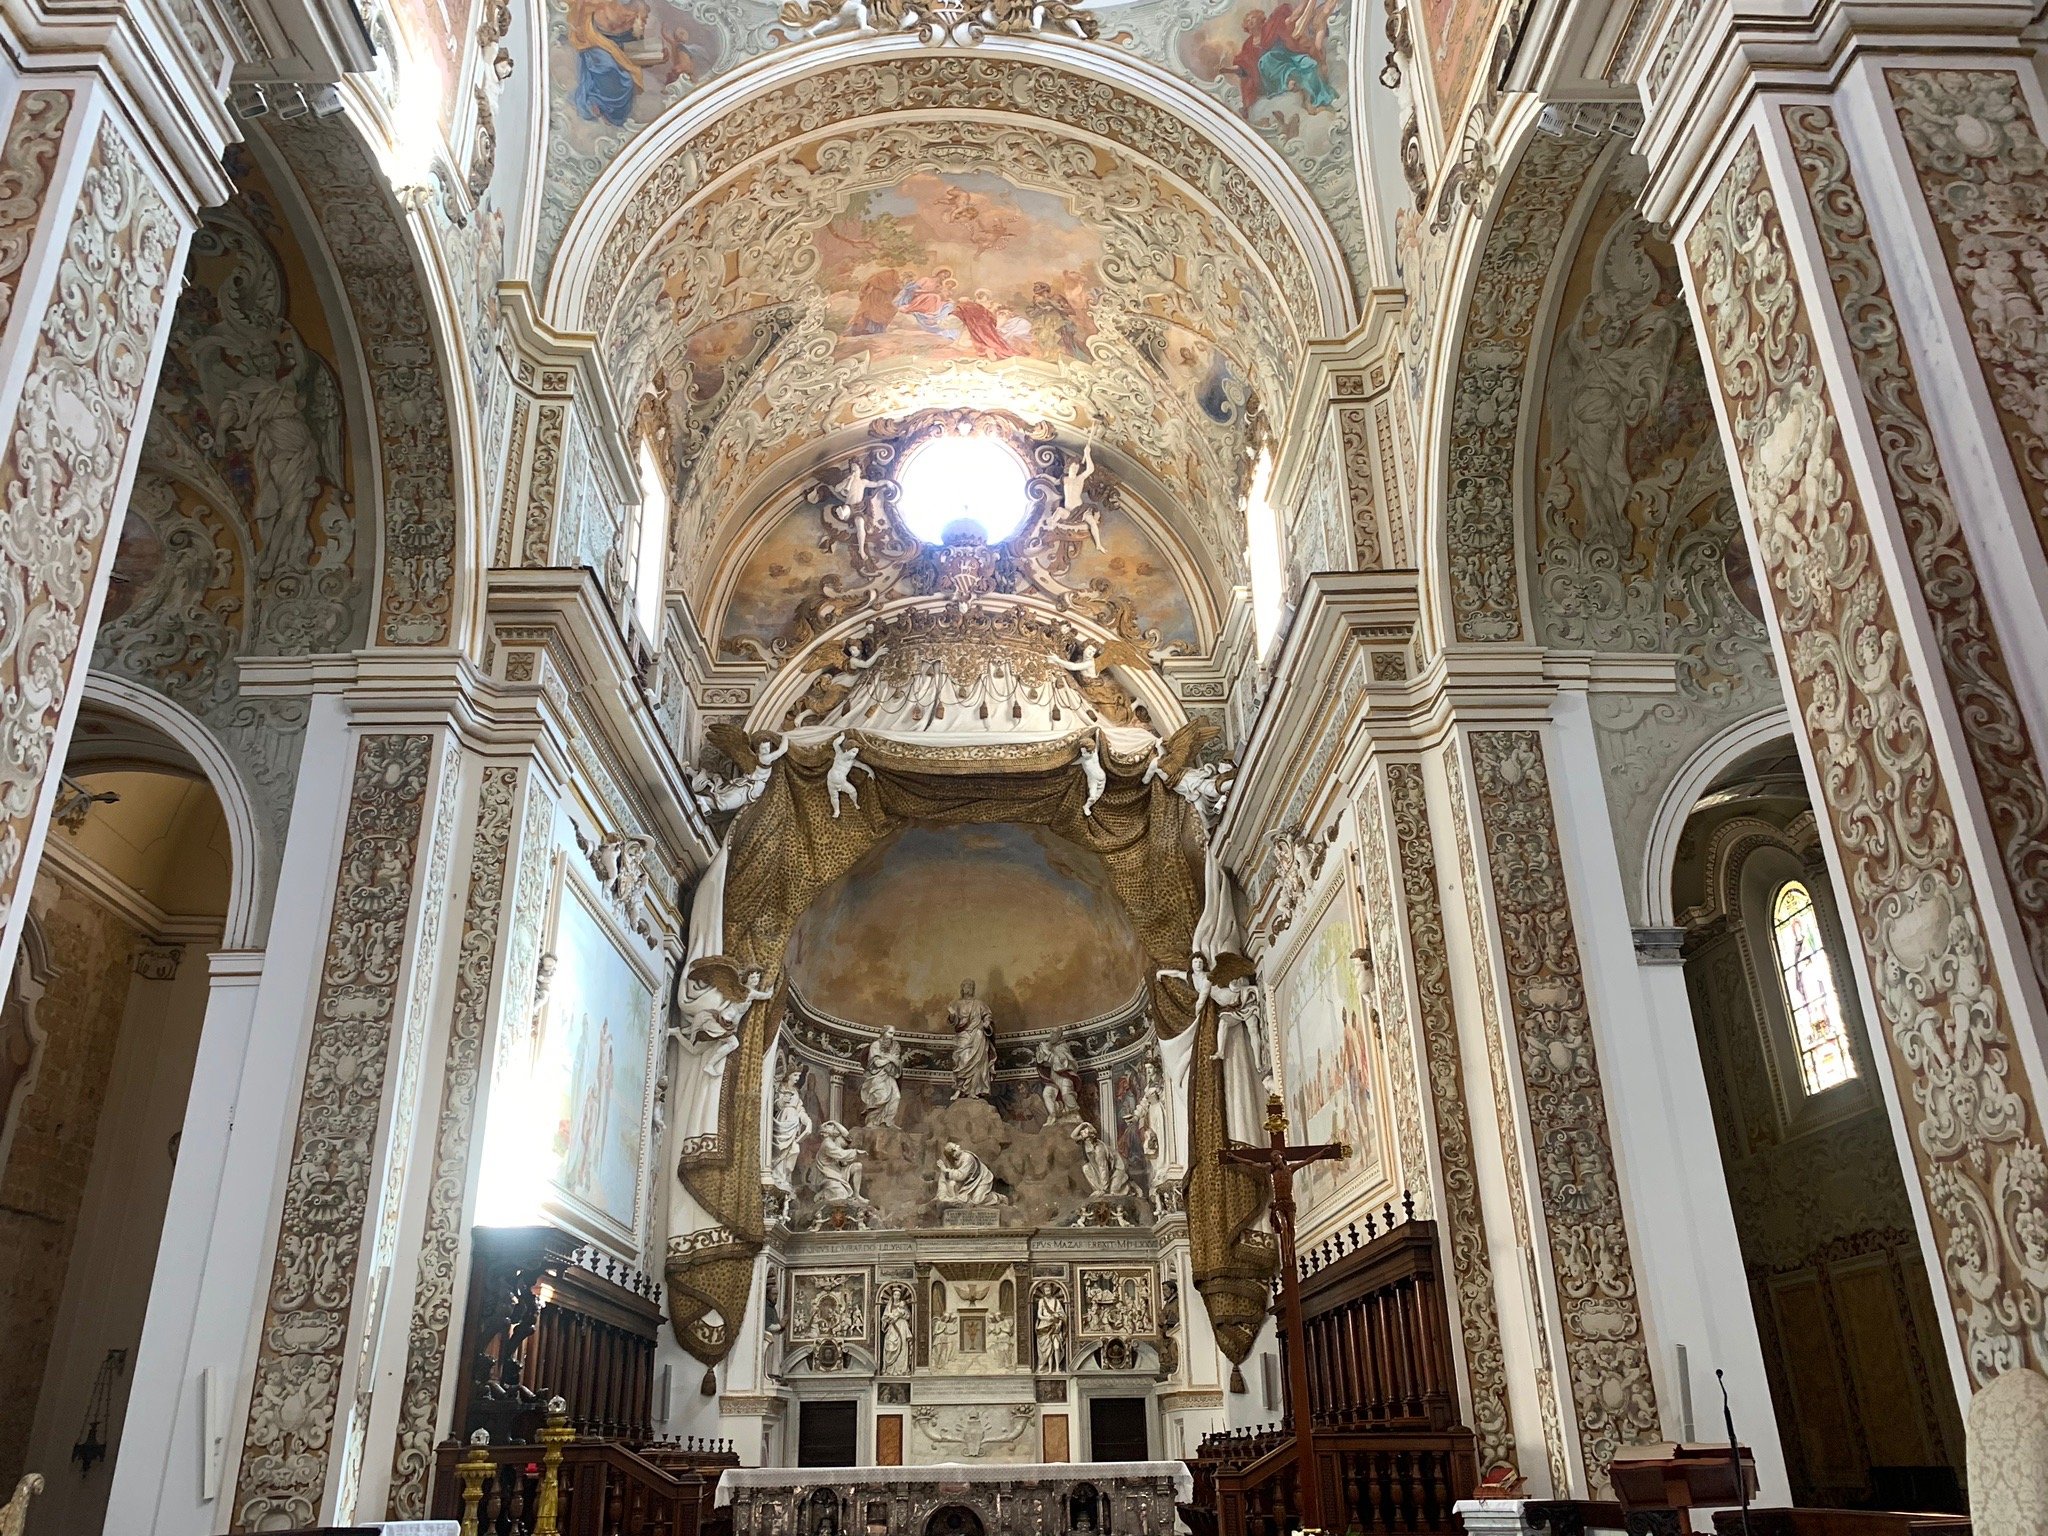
[{"xmin": 3, "ymin": 0, "xmax": 2048, "ymax": 1532}]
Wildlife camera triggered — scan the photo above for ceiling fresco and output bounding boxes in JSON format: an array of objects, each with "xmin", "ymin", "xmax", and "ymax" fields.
[
  {"xmin": 611, "ymin": 129, "xmax": 1288, "ymax": 591},
  {"xmin": 783, "ymin": 821, "xmax": 1151, "ymax": 1032},
  {"xmin": 533, "ymin": 0, "xmax": 1366, "ymax": 296}
]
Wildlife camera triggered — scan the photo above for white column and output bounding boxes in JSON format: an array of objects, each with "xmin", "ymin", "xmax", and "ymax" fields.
[{"xmin": 1545, "ymin": 692, "xmax": 1789, "ymax": 1500}]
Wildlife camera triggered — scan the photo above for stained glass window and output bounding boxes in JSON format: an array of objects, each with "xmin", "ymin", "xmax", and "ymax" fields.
[{"xmin": 1771, "ymin": 880, "xmax": 1856, "ymax": 1094}]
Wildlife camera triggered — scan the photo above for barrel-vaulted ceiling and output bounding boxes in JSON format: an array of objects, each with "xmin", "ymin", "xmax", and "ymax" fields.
[{"xmin": 547, "ymin": 34, "xmax": 1358, "ymax": 629}]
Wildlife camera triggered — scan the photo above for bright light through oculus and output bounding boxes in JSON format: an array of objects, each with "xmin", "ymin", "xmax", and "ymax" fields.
[{"xmin": 896, "ymin": 432, "xmax": 1031, "ymax": 545}]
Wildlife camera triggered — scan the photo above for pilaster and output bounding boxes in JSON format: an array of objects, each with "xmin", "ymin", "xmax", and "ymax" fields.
[{"xmin": 1662, "ymin": 33, "xmax": 2048, "ymax": 1390}]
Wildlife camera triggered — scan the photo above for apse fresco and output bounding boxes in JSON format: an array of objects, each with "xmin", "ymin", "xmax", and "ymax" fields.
[
  {"xmin": 1274, "ymin": 888, "xmax": 1385, "ymax": 1226},
  {"xmin": 816, "ymin": 172, "xmax": 1104, "ymax": 365},
  {"xmin": 553, "ymin": 0, "xmax": 732, "ymax": 139},
  {"xmin": 785, "ymin": 823, "xmax": 1150, "ymax": 1032}
]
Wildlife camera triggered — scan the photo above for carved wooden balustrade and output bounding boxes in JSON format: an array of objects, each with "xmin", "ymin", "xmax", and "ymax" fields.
[
  {"xmin": 430, "ymin": 1434, "xmax": 734, "ymax": 1536},
  {"xmin": 1187, "ymin": 1200, "xmax": 1477, "ymax": 1536}
]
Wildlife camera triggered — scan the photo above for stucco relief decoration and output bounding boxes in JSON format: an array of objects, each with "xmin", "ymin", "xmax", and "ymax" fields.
[
  {"xmin": 1444, "ymin": 131, "xmax": 1606, "ymax": 643},
  {"xmin": 234, "ymin": 734, "xmax": 436, "ymax": 1530},
  {"xmin": 1353, "ymin": 781, "xmax": 1430, "ymax": 1219},
  {"xmin": 1786, "ymin": 104, "xmax": 2048, "ymax": 1045},
  {"xmin": 1443, "ymin": 740, "xmax": 1570, "ymax": 1492},
  {"xmin": 1469, "ymin": 730, "xmax": 1659, "ymax": 1490},
  {"xmin": 0, "ymin": 91, "xmax": 69, "ymax": 325},
  {"xmin": 1888, "ymin": 71, "xmax": 2048, "ymax": 572},
  {"xmin": 1687, "ymin": 134, "xmax": 2048, "ymax": 1382},
  {"xmin": 388, "ymin": 766, "xmax": 521, "ymax": 1517},
  {"xmin": 269, "ymin": 118, "xmax": 460, "ymax": 648},
  {"xmin": 777, "ymin": 0, "xmax": 1096, "ymax": 42},
  {"xmin": 1385, "ymin": 762, "xmax": 1514, "ymax": 1471},
  {"xmin": 0, "ymin": 120, "xmax": 181, "ymax": 928}
]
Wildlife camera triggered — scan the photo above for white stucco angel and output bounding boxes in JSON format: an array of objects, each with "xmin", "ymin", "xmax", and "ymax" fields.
[
  {"xmin": 1045, "ymin": 635, "xmax": 1154, "ymax": 682},
  {"xmin": 688, "ymin": 724, "xmax": 789, "ymax": 816},
  {"xmin": 822, "ymin": 456, "xmax": 881, "ymax": 559},
  {"xmin": 826, "ymin": 732, "xmax": 873, "ymax": 818},
  {"xmin": 1076, "ymin": 736, "xmax": 1107, "ymax": 819},
  {"xmin": 672, "ymin": 956, "xmax": 773, "ymax": 1078},
  {"xmin": 1143, "ymin": 720, "xmax": 1230, "ymax": 828}
]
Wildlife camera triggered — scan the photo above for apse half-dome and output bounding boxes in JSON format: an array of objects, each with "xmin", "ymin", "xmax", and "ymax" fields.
[{"xmin": 784, "ymin": 822, "xmax": 1148, "ymax": 1034}]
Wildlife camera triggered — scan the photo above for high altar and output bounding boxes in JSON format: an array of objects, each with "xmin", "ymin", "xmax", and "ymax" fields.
[{"xmin": 717, "ymin": 1461, "xmax": 1190, "ymax": 1536}]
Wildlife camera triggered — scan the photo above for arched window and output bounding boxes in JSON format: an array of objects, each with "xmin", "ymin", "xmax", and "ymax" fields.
[
  {"xmin": 1771, "ymin": 880, "xmax": 1856, "ymax": 1094},
  {"xmin": 633, "ymin": 437, "xmax": 671, "ymax": 640}
]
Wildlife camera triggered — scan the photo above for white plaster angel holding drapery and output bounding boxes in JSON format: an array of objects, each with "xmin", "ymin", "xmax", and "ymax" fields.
[{"xmin": 1154, "ymin": 844, "xmax": 1269, "ymax": 1156}]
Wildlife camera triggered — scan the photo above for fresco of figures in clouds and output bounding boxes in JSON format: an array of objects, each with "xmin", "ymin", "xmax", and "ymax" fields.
[{"xmin": 532, "ymin": 0, "xmax": 1368, "ymax": 294}]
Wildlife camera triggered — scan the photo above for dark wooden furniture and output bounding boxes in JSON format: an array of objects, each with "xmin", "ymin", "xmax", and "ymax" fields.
[
  {"xmin": 1186, "ymin": 1201, "xmax": 1477, "ymax": 1536},
  {"xmin": 453, "ymin": 1225, "xmax": 666, "ymax": 1445},
  {"xmin": 1711, "ymin": 1511, "xmax": 1972, "ymax": 1536}
]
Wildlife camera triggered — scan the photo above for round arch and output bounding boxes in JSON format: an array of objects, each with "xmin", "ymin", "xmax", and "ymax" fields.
[
  {"xmin": 78, "ymin": 673, "xmax": 266, "ymax": 949},
  {"xmin": 1639, "ymin": 705, "xmax": 1796, "ymax": 927},
  {"xmin": 544, "ymin": 33, "xmax": 1358, "ymax": 343}
]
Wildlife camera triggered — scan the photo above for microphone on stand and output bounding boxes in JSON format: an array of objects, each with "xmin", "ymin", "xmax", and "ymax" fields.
[{"xmin": 1717, "ymin": 1370, "xmax": 1751, "ymax": 1536}]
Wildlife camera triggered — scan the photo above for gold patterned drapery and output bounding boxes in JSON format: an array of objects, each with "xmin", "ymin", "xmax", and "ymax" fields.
[{"xmin": 664, "ymin": 730, "xmax": 1274, "ymax": 1368}]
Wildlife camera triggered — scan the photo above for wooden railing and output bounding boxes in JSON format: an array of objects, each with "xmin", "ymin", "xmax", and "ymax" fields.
[
  {"xmin": 431, "ymin": 1432, "xmax": 734, "ymax": 1536},
  {"xmin": 1188, "ymin": 1200, "xmax": 1476, "ymax": 1536}
]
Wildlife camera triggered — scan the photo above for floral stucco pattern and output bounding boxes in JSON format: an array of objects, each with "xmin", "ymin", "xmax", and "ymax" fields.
[
  {"xmin": 1468, "ymin": 729, "xmax": 1661, "ymax": 1492},
  {"xmin": 1686, "ymin": 133, "xmax": 2048, "ymax": 1382},
  {"xmin": 233, "ymin": 733, "xmax": 437, "ymax": 1531}
]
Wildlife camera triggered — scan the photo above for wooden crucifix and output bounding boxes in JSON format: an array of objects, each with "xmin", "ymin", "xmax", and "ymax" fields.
[{"xmin": 1220, "ymin": 1092, "xmax": 1349, "ymax": 1533}]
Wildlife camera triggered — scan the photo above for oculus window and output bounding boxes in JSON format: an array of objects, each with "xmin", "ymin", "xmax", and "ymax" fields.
[{"xmin": 896, "ymin": 430, "xmax": 1031, "ymax": 545}]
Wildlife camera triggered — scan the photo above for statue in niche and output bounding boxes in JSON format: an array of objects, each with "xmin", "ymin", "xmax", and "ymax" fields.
[
  {"xmin": 878, "ymin": 1283, "xmax": 914, "ymax": 1376},
  {"xmin": 1033, "ymin": 1029, "xmax": 1084, "ymax": 1121},
  {"xmin": 1033, "ymin": 1282, "xmax": 1067, "ymax": 1374},
  {"xmin": 859, "ymin": 1026, "xmax": 904, "ymax": 1126},
  {"xmin": 1134, "ymin": 1057, "xmax": 1171, "ymax": 1167},
  {"xmin": 813, "ymin": 1120, "xmax": 866, "ymax": 1204},
  {"xmin": 673, "ymin": 957, "xmax": 773, "ymax": 1079},
  {"xmin": 825, "ymin": 732, "xmax": 872, "ymax": 818},
  {"xmin": 768, "ymin": 1063, "xmax": 812, "ymax": 1192},
  {"xmin": 989, "ymin": 1309, "xmax": 1016, "ymax": 1367},
  {"xmin": 1072, "ymin": 1121, "xmax": 1131, "ymax": 1197},
  {"xmin": 934, "ymin": 1141, "xmax": 1004, "ymax": 1206},
  {"xmin": 948, "ymin": 981, "xmax": 996, "ymax": 1100}
]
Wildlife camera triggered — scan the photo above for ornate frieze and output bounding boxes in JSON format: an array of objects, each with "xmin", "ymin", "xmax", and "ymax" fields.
[
  {"xmin": 1444, "ymin": 131, "xmax": 1608, "ymax": 642},
  {"xmin": 1385, "ymin": 762, "xmax": 1515, "ymax": 1471},
  {"xmin": 1443, "ymin": 738, "xmax": 1570, "ymax": 1491},
  {"xmin": 268, "ymin": 119, "xmax": 458, "ymax": 647},
  {"xmin": 1786, "ymin": 101, "xmax": 2048, "ymax": 1018},
  {"xmin": 1466, "ymin": 729, "xmax": 1659, "ymax": 1490},
  {"xmin": 387, "ymin": 765, "xmax": 522, "ymax": 1517},
  {"xmin": 234, "ymin": 734, "xmax": 438, "ymax": 1531},
  {"xmin": 0, "ymin": 114, "xmax": 182, "ymax": 961},
  {"xmin": 1687, "ymin": 132, "xmax": 2048, "ymax": 1383}
]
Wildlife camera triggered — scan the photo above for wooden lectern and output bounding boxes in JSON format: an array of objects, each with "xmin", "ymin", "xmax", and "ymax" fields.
[{"xmin": 1610, "ymin": 1443, "xmax": 1760, "ymax": 1532}]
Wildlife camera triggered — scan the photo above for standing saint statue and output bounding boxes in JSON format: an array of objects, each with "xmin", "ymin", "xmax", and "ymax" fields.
[
  {"xmin": 767, "ymin": 1063, "xmax": 812, "ymax": 1193},
  {"xmin": 860, "ymin": 1026, "xmax": 904, "ymax": 1127},
  {"xmin": 879, "ymin": 1285, "xmax": 914, "ymax": 1377},
  {"xmin": 1033, "ymin": 1282, "xmax": 1067, "ymax": 1374},
  {"xmin": 1033, "ymin": 1029, "xmax": 1084, "ymax": 1121},
  {"xmin": 948, "ymin": 980, "xmax": 996, "ymax": 1100}
]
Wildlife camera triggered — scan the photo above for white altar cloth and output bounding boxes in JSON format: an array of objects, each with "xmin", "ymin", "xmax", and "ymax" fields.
[{"xmin": 716, "ymin": 1461, "xmax": 1194, "ymax": 1505}]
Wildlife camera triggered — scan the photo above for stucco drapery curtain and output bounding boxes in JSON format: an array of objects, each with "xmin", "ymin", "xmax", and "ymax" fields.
[{"xmin": 665, "ymin": 729, "xmax": 1274, "ymax": 1368}]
